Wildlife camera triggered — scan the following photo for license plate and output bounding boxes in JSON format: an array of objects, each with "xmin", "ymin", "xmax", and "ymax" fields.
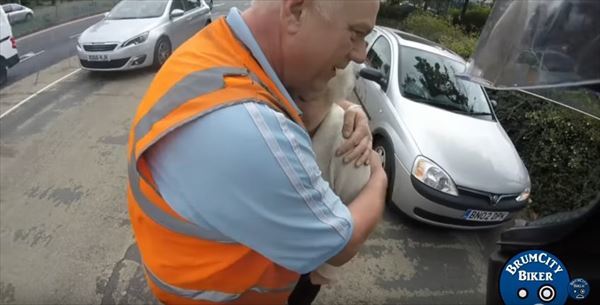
[
  {"xmin": 464, "ymin": 209, "xmax": 508, "ymax": 222},
  {"xmin": 88, "ymin": 54, "xmax": 110, "ymax": 61}
]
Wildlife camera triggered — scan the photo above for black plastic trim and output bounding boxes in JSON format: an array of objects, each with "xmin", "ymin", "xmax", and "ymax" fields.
[
  {"xmin": 414, "ymin": 207, "xmax": 507, "ymax": 227},
  {"xmin": 6, "ymin": 53, "xmax": 19, "ymax": 68},
  {"xmin": 80, "ymin": 58, "xmax": 130, "ymax": 69},
  {"xmin": 410, "ymin": 175, "xmax": 525, "ymax": 212}
]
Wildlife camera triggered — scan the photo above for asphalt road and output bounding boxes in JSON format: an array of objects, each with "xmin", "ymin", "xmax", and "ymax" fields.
[
  {"xmin": 0, "ymin": 1, "xmax": 506, "ymax": 304},
  {"xmin": 2, "ymin": 14, "xmax": 105, "ymax": 89}
]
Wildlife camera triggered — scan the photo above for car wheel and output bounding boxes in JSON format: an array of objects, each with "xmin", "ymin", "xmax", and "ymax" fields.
[
  {"xmin": 25, "ymin": 13, "xmax": 33, "ymax": 22},
  {"xmin": 0, "ymin": 62, "xmax": 7, "ymax": 86},
  {"xmin": 373, "ymin": 135, "xmax": 395, "ymax": 204},
  {"xmin": 152, "ymin": 37, "xmax": 172, "ymax": 70}
]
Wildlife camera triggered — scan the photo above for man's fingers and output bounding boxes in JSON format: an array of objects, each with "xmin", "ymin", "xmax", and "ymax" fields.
[
  {"xmin": 342, "ymin": 110, "xmax": 357, "ymax": 138},
  {"xmin": 356, "ymin": 146, "xmax": 371, "ymax": 167},
  {"xmin": 343, "ymin": 137, "xmax": 370, "ymax": 165}
]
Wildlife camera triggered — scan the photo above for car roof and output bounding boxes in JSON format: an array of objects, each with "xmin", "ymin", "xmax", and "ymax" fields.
[{"xmin": 377, "ymin": 26, "xmax": 465, "ymax": 63}]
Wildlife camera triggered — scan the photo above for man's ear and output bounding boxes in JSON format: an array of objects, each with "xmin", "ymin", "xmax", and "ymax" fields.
[{"xmin": 281, "ymin": 0, "xmax": 306, "ymax": 34}]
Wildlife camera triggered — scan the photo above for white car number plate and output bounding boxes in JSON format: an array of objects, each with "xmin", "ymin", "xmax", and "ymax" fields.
[
  {"xmin": 464, "ymin": 209, "xmax": 508, "ymax": 222},
  {"xmin": 88, "ymin": 54, "xmax": 110, "ymax": 61}
]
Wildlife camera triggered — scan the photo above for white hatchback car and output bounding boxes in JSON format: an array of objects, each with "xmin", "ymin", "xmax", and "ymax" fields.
[
  {"xmin": 354, "ymin": 26, "xmax": 531, "ymax": 229},
  {"xmin": 77, "ymin": 0, "xmax": 211, "ymax": 71},
  {"xmin": 1, "ymin": 3, "xmax": 34, "ymax": 24},
  {"xmin": 1, "ymin": 5, "xmax": 19, "ymax": 85}
]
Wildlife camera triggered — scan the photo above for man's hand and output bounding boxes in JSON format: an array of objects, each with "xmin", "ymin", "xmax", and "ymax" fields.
[{"xmin": 336, "ymin": 104, "xmax": 372, "ymax": 167}]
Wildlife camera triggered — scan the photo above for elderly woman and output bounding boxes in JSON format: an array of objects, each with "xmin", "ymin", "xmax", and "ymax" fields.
[{"xmin": 289, "ymin": 65, "xmax": 372, "ymax": 305}]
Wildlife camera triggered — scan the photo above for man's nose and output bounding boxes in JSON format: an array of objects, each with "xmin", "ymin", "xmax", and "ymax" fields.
[{"xmin": 350, "ymin": 41, "xmax": 368, "ymax": 64}]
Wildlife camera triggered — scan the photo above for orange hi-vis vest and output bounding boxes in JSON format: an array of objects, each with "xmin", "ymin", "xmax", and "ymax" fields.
[{"xmin": 127, "ymin": 17, "xmax": 304, "ymax": 305}]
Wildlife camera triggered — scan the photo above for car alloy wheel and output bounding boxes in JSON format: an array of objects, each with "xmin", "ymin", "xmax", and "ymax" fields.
[
  {"xmin": 373, "ymin": 136, "xmax": 395, "ymax": 203},
  {"xmin": 153, "ymin": 37, "xmax": 172, "ymax": 70},
  {"xmin": 375, "ymin": 145, "xmax": 386, "ymax": 168},
  {"xmin": 157, "ymin": 41, "xmax": 170, "ymax": 65}
]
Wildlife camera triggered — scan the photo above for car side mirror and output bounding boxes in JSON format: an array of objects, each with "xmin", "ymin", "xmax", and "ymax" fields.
[
  {"xmin": 490, "ymin": 99, "xmax": 498, "ymax": 108},
  {"xmin": 359, "ymin": 67, "xmax": 388, "ymax": 91},
  {"xmin": 170, "ymin": 9, "xmax": 184, "ymax": 18}
]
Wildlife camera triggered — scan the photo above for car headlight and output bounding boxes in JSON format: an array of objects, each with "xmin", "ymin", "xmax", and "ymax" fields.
[
  {"xmin": 516, "ymin": 186, "xmax": 530, "ymax": 202},
  {"xmin": 121, "ymin": 32, "xmax": 149, "ymax": 48},
  {"xmin": 412, "ymin": 156, "xmax": 458, "ymax": 196}
]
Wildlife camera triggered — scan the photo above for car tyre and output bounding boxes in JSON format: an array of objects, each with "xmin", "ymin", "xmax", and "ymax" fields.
[
  {"xmin": 152, "ymin": 37, "xmax": 172, "ymax": 70},
  {"xmin": 373, "ymin": 135, "xmax": 395, "ymax": 204},
  {"xmin": 0, "ymin": 62, "xmax": 7, "ymax": 86},
  {"xmin": 25, "ymin": 13, "xmax": 33, "ymax": 22}
]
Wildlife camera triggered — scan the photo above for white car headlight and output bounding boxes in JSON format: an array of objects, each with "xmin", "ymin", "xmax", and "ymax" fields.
[
  {"xmin": 122, "ymin": 32, "xmax": 149, "ymax": 48},
  {"xmin": 516, "ymin": 186, "xmax": 530, "ymax": 202},
  {"xmin": 412, "ymin": 156, "xmax": 458, "ymax": 196}
]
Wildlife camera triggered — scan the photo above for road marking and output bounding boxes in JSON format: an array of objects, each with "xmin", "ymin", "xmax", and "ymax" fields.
[
  {"xmin": 19, "ymin": 50, "xmax": 46, "ymax": 63},
  {"xmin": 0, "ymin": 69, "xmax": 81, "ymax": 120},
  {"xmin": 69, "ymin": 33, "xmax": 81, "ymax": 39},
  {"xmin": 214, "ymin": 3, "xmax": 225, "ymax": 7},
  {"xmin": 18, "ymin": 13, "xmax": 105, "ymax": 41}
]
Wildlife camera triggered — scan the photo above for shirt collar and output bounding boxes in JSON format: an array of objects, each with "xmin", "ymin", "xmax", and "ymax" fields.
[{"xmin": 226, "ymin": 8, "xmax": 302, "ymax": 115}]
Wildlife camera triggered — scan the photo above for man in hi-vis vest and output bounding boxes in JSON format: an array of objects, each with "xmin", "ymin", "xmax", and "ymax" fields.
[{"xmin": 127, "ymin": 1, "xmax": 386, "ymax": 304}]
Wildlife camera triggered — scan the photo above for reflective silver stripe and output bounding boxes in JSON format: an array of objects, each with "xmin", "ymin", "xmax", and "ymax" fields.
[
  {"xmin": 128, "ymin": 67, "xmax": 251, "ymax": 241},
  {"xmin": 134, "ymin": 67, "xmax": 249, "ymax": 143},
  {"xmin": 145, "ymin": 265, "xmax": 297, "ymax": 302},
  {"xmin": 128, "ymin": 153, "xmax": 236, "ymax": 242}
]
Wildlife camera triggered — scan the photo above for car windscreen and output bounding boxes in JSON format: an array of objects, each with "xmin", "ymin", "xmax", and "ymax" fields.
[
  {"xmin": 107, "ymin": 0, "xmax": 168, "ymax": 19},
  {"xmin": 398, "ymin": 46, "xmax": 492, "ymax": 115}
]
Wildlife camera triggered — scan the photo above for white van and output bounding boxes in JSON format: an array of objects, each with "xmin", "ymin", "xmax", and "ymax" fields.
[{"xmin": 1, "ymin": 5, "xmax": 19, "ymax": 85}]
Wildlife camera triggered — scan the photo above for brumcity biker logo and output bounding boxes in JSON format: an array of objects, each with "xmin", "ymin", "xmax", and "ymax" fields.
[{"xmin": 500, "ymin": 250, "xmax": 570, "ymax": 305}]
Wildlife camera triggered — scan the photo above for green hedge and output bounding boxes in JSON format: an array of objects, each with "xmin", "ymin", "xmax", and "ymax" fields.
[
  {"xmin": 393, "ymin": 11, "xmax": 477, "ymax": 59},
  {"xmin": 450, "ymin": 6, "xmax": 491, "ymax": 33},
  {"xmin": 378, "ymin": 3, "xmax": 417, "ymax": 21},
  {"xmin": 489, "ymin": 90, "xmax": 600, "ymax": 218}
]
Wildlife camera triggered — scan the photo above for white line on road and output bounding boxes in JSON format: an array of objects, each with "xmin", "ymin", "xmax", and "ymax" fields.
[
  {"xmin": 69, "ymin": 33, "xmax": 81, "ymax": 39},
  {"xmin": 213, "ymin": 3, "xmax": 225, "ymax": 7},
  {"xmin": 18, "ymin": 13, "xmax": 105, "ymax": 41},
  {"xmin": 19, "ymin": 50, "xmax": 46, "ymax": 63},
  {"xmin": 0, "ymin": 69, "xmax": 81, "ymax": 120}
]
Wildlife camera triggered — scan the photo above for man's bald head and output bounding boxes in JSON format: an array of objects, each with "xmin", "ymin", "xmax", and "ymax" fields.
[
  {"xmin": 250, "ymin": 0, "xmax": 342, "ymax": 20},
  {"xmin": 245, "ymin": 0, "xmax": 380, "ymax": 98}
]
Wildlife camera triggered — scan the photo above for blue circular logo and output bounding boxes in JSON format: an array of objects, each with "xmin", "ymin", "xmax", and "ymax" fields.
[
  {"xmin": 500, "ymin": 250, "xmax": 570, "ymax": 305},
  {"xmin": 568, "ymin": 278, "xmax": 590, "ymax": 300}
]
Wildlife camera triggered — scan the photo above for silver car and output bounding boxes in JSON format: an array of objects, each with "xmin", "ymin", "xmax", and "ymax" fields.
[
  {"xmin": 1, "ymin": 3, "xmax": 34, "ymax": 24},
  {"xmin": 77, "ymin": 0, "xmax": 211, "ymax": 71},
  {"xmin": 354, "ymin": 26, "xmax": 531, "ymax": 229}
]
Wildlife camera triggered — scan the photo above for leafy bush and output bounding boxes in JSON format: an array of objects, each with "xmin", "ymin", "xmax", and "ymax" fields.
[
  {"xmin": 463, "ymin": 6, "xmax": 491, "ymax": 32},
  {"xmin": 450, "ymin": 6, "xmax": 491, "ymax": 33},
  {"xmin": 378, "ymin": 2, "xmax": 417, "ymax": 22},
  {"xmin": 437, "ymin": 31, "xmax": 477, "ymax": 59},
  {"xmin": 392, "ymin": 11, "xmax": 476, "ymax": 58},
  {"xmin": 489, "ymin": 90, "xmax": 600, "ymax": 218}
]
